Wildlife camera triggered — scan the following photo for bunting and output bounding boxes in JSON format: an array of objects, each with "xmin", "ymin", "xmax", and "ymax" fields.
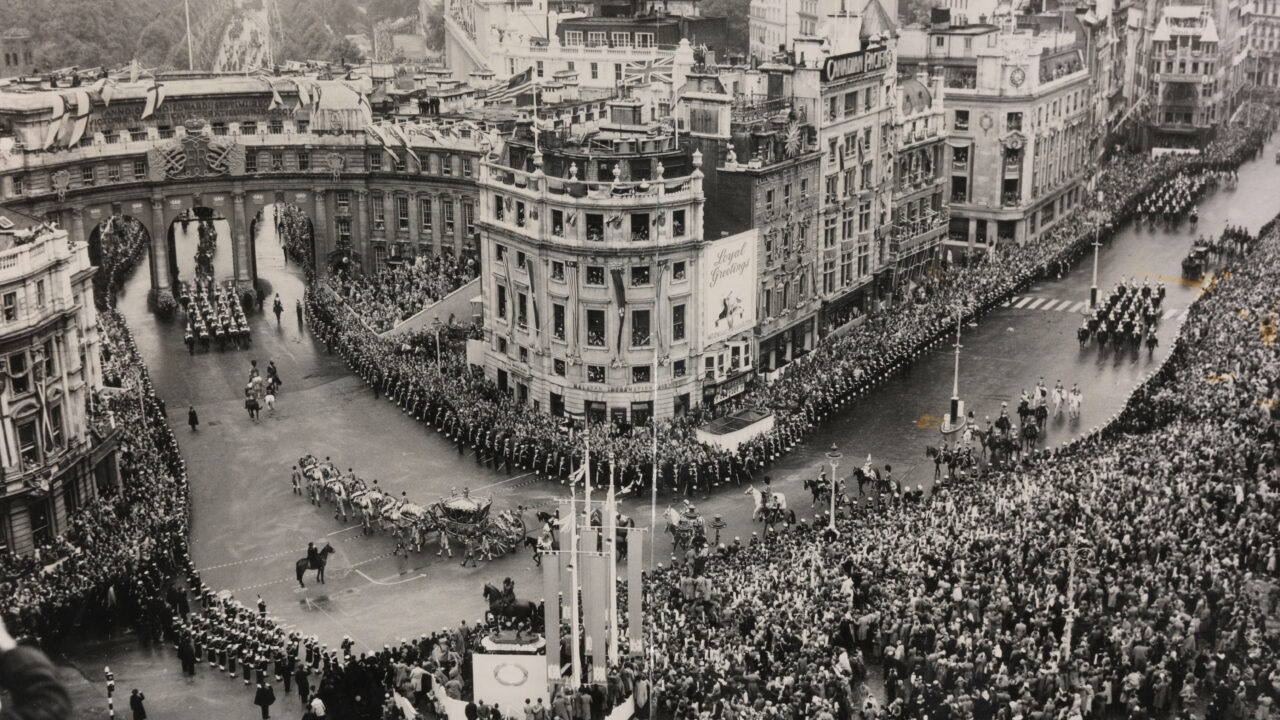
[
  {"xmin": 527, "ymin": 258, "xmax": 540, "ymax": 331},
  {"xmin": 140, "ymin": 81, "xmax": 165, "ymax": 120},
  {"xmin": 387, "ymin": 123, "xmax": 421, "ymax": 167},
  {"xmin": 610, "ymin": 268, "xmax": 627, "ymax": 353},
  {"xmin": 365, "ymin": 124, "xmax": 400, "ymax": 162},
  {"xmin": 268, "ymin": 83, "xmax": 284, "ymax": 111},
  {"xmin": 487, "ymin": 66, "xmax": 534, "ymax": 102},
  {"xmin": 66, "ymin": 89, "xmax": 92, "ymax": 147},
  {"xmin": 42, "ymin": 94, "xmax": 65, "ymax": 151}
]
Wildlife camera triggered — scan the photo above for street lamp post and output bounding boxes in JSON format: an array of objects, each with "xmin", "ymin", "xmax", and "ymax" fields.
[
  {"xmin": 949, "ymin": 307, "xmax": 962, "ymax": 427},
  {"xmin": 431, "ymin": 317, "xmax": 444, "ymax": 366},
  {"xmin": 1052, "ymin": 539, "xmax": 1092, "ymax": 657},
  {"xmin": 1090, "ymin": 191, "xmax": 1105, "ymax": 309},
  {"xmin": 825, "ymin": 444, "xmax": 842, "ymax": 533}
]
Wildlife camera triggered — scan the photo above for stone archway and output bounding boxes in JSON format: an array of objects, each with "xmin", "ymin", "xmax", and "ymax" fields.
[
  {"xmin": 251, "ymin": 201, "xmax": 317, "ymax": 280},
  {"xmin": 166, "ymin": 207, "xmax": 235, "ymax": 291},
  {"xmin": 87, "ymin": 214, "xmax": 152, "ymax": 302}
]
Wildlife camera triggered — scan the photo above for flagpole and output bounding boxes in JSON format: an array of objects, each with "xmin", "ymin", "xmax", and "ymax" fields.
[
  {"xmin": 606, "ymin": 464, "xmax": 618, "ymax": 668},
  {"xmin": 568, "ymin": 439, "xmax": 585, "ymax": 691},
  {"xmin": 184, "ymin": 0, "xmax": 194, "ymax": 71}
]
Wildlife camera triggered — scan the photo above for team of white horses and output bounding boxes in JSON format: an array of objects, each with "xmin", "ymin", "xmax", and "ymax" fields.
[{"xmin": 298, "ymin": 455, "xmax": 524, "ymax": 558}]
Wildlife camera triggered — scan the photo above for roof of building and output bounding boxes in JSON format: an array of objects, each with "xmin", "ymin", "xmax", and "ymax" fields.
[
  {"xmin": 899, "ymin": 77, "xmax": 932, "ymax": 114},
  {"xmin": 859, "ymin": 0, "xmax": 898, "ymax": 39}
]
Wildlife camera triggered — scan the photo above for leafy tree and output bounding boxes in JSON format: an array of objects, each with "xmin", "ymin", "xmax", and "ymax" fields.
[
  {"xmin": 424, "ymin": 2, "xmax": 447, "ymax": 51},
  {"xmin": 698, "ymin": 0, "xmax": 750, "ymax": 57}
]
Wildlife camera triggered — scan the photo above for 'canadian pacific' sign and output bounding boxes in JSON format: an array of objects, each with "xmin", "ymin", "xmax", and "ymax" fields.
[
  {"xmin": 700, "ymin": 229, "xmax": 757, "ymax": 345},
  {"xmin": 821, "ymin": 46, "xmax": 891, "ymax": 83}
]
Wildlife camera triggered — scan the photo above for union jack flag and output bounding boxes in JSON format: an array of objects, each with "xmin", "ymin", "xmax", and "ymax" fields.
[{"xmin": 622, "ymin": 56, "xmax": 673, "ymax": 86}]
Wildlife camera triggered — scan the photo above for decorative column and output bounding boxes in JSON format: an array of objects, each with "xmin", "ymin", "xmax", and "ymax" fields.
[
  {"xmin": 431, "ymin": 194, "xmax": 443, "ymax": 255},
  {"xmin": 453, "ymin": 195, "xmax": 464, "ymax": 254},
  {"xmin": 150, "ymin": 195, "xmax": 171, "ymax": 294},
  {"xmin": 408, "ymin": 193, "xmax": 421, "ymax": 250},
  {"xmin": 312, "ymin": 188, "xmax": 328, "ymax": 275},
  {"xmin": 232, "ymin": 190, "xmax": 252, "ymax": 288},
  {"xmin": 70, "ymin": 206, "xmax": 86, "ymax": 249},
  {"xmin": 356, "ymin": 189, "xmax": 370, "ymax": 269}
]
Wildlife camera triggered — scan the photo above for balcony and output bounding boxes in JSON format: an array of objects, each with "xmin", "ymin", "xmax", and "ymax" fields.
[
  {"xmin": 481, "ymin": 161, "xmax": 702, "ymax": 247},
  {"xmin": 1001, "ymin": 191, "xmax": 1022, "ymax": 207}
]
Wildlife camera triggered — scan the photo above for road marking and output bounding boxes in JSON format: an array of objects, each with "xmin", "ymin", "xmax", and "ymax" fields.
[
  {"xmin": 1068, "ymin": 302, "xmax": 1086, "ymax": 313},
  {"xmin": 473, "ymin": 471, "xmax": 537, "ymax": 492},
  {"xmin": 1013, "ymin": 297, "xmax": 1033, "ymax": 309},
  {"xmin": 1178, "ymin": 308, "xmax": 1189, "ymax": 319},
  {"xmin": 1025, "ymin": 298, "xmax": 1046, "ymax": 310},
  {"xmin": 1003, "ymin": 297, "xmax": 1017, "ymax": 307},
  {"xmin": 229, "ymin": 578, "xmax": 292, "ymax": 593},
  {"xmin": 196, "ymin": 550, "xmax": 296, "ymax": 573},
  {"xmin": 1163, "ymin": 308, "xmax": 1179, "ymax": 319},
  {"xmin": 354, "ymin": 568, "xmax": 429, "ymax": 586},
  {"xmin": 327, "ymin": 524, "xmax": 362, "ymax": 537}
]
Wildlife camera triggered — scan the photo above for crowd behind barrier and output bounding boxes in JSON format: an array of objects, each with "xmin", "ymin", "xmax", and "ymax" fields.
[
  {"xmin": 636, "ymin": 209, "xmax": 1280, "ymax": 720},
  {"xmin": 306, "ymin": 116, "xmax": 1277, "ymax": 499},
  {"xmin": 327, "ymin": 254, "xmax": 477, "ymax": 334}
]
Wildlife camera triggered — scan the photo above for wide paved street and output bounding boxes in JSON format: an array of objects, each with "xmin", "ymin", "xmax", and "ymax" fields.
[{"xmin": 60, "ymin": 137, "xmax": 1280, "ymax": 717}]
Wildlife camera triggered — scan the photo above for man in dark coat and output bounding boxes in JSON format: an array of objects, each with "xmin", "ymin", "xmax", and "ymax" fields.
[
  {"xmin": 254, "ymin": 681, "xmax": 276, "ymax": 719},
  {"xmin": 295, "ymin": 663, "xmax": 311, "ymax": 706},
  {"xmin": 130, "ymin": 689, "xmax": 147, "ymax": 720},
  {"xmin": 188, "ymin": 406, "xmax": 199, "ymax": 431}
]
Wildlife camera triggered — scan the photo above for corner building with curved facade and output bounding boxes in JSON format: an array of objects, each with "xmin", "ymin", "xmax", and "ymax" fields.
[{"xmin": 479, "ymin": 101, "xmax": 757, "ymax": 424}]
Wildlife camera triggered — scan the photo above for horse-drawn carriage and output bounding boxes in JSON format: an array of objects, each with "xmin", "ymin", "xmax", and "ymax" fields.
[
  {"xmin": 434, "ymin": 491, "xmax": 526, "ymax": 561},
  {"xmin": 663, "ymin": 502, "xmax": 705, "ymax": 549},
  {"xmin": 1182, "ymin": 245, "xmax": 1209, "ymax": 280}
]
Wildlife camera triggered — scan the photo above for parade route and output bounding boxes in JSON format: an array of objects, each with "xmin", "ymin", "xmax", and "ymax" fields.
[
  {"xmin": 120, "ymin": 135, "xmax": 1280, "ymax": 650},
  {"xmin": 57, "ymin": 133, "xmax": 1280, "ymax": 719}
]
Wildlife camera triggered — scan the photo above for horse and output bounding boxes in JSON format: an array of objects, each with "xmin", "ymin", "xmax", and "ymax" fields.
[
  {"xmin": 350, "ymin": 489, "xmax": 391, "ymax": 534},
  {"xmin": 482, "ymin": 583, "xmax": 538, "ymax": 625},
  {"xmin": 743, "ymin": 485, "xmax": 787, "ymax": 523},
  {"xmin": 663, "ymin": 507, "xmax": 702, "ymax": 549},
  {"xmin": 385, "ymin": 501, "xmax": 432, "ymax": 553},
  {"xmin": 296, "ymin": 543, "xmax": 335, "ymax": 588},
  {"xmin": 803, "ymin": 476, "xmax": 833, "ymax": 506}
]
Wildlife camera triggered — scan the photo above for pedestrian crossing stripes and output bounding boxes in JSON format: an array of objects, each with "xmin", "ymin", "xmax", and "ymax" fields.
[{"xmin": 1002, "ymin": 296, "xmax": 1189, "ymax": 319}]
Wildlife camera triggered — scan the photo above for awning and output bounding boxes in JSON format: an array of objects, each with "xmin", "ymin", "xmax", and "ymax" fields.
[{"xmin": 944, "ymin": 137, "xmax": 973, "ymax": 149}]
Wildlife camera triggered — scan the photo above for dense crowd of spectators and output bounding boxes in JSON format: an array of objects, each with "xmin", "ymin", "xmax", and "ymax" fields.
[
  {"xmin": 0, "ymin": 309, "xmax": 191, "ymax": 649},
  {"xmin": 644, "ymin": 211, "xmax": 1280, "ymax": 720},
  {"xmin": 327, "ymin": 253, "xmax": 476, "ymax": 333}
]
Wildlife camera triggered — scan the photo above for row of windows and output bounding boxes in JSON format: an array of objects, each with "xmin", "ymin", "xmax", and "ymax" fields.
[
  {"xmin": 3, "ymin": 49, "xmax": 31, "ymax": 67},
  {"xmin": 826, "ymin": 85, "xmax": 881, "ymax": 122},
  {"xmin": 494, "ymin": 245, "xmax": 688, "ymax": 288},
  {"xmin": 561, "ymin": 30, "xmax": 656, "ymax": 48},
  {"xmin": 337, "ymin": 191, "xmax": 474, "ymax": 236},
  {"xmin": 7, "ymin": 160, "xmax": 147, "ymax": 198},
  {"xmin": 496, "ymin": 294, "xmax": 687, "ymax": 349}
]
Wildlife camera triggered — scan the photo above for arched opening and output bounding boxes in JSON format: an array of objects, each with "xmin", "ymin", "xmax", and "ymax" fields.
[
  {"xmin": 250, "ymin": 202, "xmax": 316, "ymax": 318},
  {"xmin": 87, "ymin": 215, "xmax": 151, "ymax": 307},
  {"xmin": 251, "ymin": 203, "xmax": 316, "ymax": 279},
  {"xmin": 167, "ymin": 207, "xmax": 234, "ymax": 289}
]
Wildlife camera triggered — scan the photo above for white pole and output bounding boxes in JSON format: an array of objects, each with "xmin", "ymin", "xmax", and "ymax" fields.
[
  {"xmin": 184, "ymin": 0, "xmax": 195, "ymax": 71},
  {"xmin": 568, "ymin": 442, "xmax": 584, "ymax": 690},
  {"xmin": 607, "ymin": 464, "xmax": 618, "ymax": 666}
]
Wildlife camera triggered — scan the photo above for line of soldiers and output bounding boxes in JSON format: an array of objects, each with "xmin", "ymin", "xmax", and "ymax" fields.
[
  {"xmin": 1080, "ymin": 277, "xmax": 1166, "ymax": 352},
  {"xmin": 1136, "ymin": 171, "xmax": 1211, "ymax": 225},
  {"xmin": 182, "ymin": 279, "xmax": 251, "ymax": 354}
]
